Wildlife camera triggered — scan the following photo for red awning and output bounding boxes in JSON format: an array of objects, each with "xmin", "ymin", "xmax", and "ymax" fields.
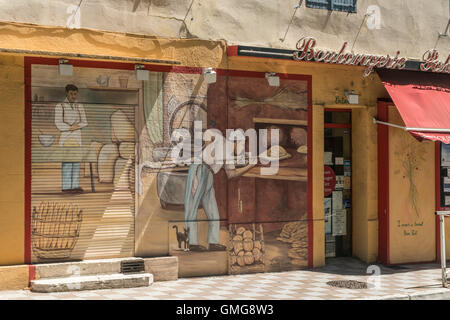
[{"xmin": 377, "ymin": 69, "xmax": 450, "ymax": 144}]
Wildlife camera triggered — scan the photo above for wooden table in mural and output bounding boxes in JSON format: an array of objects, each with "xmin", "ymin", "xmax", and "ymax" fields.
[
  {"xmin": 243, "ymin": 166, "xmax": 307, "ymax": 181},
  {"xmin": 84, "ymin": 147, "xmax": 99, "ymax": 193}
]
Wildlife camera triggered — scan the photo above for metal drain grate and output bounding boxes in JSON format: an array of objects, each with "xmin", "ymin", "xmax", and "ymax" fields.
[
  {"xmin": 121, "ymin": 260, "xmax": 145, "ymax": 274},
  {"xmin": 326, "ymin": 280, "xmax": 371, "ymax": 289}
]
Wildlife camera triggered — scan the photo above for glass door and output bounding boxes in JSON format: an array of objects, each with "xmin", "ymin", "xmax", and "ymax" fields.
[{"xmin": 324, "ymin": 110, "xmax": 352, "ymax": 258}]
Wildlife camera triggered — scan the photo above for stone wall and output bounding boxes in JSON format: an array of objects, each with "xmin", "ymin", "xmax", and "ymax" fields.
[{"xmin": 0, "ymin": 0, "xmax": 448, "ymax": 59}]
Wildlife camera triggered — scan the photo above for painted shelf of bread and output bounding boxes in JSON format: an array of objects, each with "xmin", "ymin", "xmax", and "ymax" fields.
[
  {"xmin": 244, "ymin": 144, "xmax": 307, "ymax": 182},
  {"xmin": 277, "ymin": 221, "xmax": 308, "ymax": 267}
]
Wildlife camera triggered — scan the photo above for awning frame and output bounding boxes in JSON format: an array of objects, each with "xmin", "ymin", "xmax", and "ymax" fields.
[{"xmin": 373, "ymin": 118, "xmax": 450, "ymax": 133}]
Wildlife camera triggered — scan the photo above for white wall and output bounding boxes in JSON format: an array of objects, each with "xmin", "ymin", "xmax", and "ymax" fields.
[{"xmin": 0, "ymin": 0, "xmax": 449, "ymax": 59}]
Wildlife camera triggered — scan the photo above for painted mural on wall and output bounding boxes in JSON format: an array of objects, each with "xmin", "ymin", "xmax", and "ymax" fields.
[
  {"xmin": 136, "ymin": 72, "xmax": 310, "ymax": 276},
  {"xmin": 31, "ymin": 65, "xmax": 139, "ymax": 262},
  {"xmin": 229, "ymin": 224, "xmax": 265, "ymax": 274},
  {"xmin": 226, "ymin": 76, "xmax": 309, "ymax": 273},
  {"xmin": 30, "ymin": 64, "xmax": 310, "ymax": 274},
  {"xmin": 388, "ymin": 107, "xmax": 435, "ymax": 263},
  {"xmin": 137, "ymin": 72, "xmax": 231, "ymax": 277},
  {"xmin": 394, "ymin": 139, "xmax": 427, "ymax": 218}
]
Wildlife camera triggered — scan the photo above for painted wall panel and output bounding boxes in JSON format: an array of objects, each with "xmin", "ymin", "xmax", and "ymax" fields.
[
  {"xmin": 0, "ymin": 55, "xmax": 24, "ymax": 266},
  {"xmin": 388, "ymin": 106, "xmax": 436, "ymax": 264},
  {"xmin": 352, "ymin": 106, "xmax": 378, "ymax": 263}
]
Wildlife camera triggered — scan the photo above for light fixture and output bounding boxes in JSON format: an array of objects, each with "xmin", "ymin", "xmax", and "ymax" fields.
[
  {"xmin": 265, "ymin": 72, "xmax": 280, "ymax": 87},
  {"xmin": 58, "ymin": 59, "xmax": 73, "ymax": 76},
  {"xmin": 135, "ymin": 64, "xmax": 149, "ymax": 81},
  {"xmin": 345, "ymin": 90, "xmax": 359, "ymax": 104},
  {"xmin": 203, "ymin": 67, "xmax": 217, "ymax": 84}
]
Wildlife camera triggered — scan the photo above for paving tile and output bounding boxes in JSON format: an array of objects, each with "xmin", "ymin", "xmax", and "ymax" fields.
[
  {"xmin": 2, "ymin": 258, "xmax": 449, "ymax": 300},
  {"xmin": 239, "ymin": 292, "xmax": 266, "ymax": 298},
  {"xmin": 0, "ymin": 293, "xmax": 29, "ymax": 299},
  {"xmin": 205, "ymin": 295, "xmax": 228, "ymax": 300},
  {"xmin": 29, "ymin": 295, "xmax": 58, "ymax": 300},
  {"xmin": 101, "ymin": 294, "xmax": 130, "ymax": 299},
  {"xmin": 171, "ymin": 293, "xmax": 198, "ymax": 299},
  {"xmin": 73, "ymin": 291, "xmax": 101, "ymax": 297}
]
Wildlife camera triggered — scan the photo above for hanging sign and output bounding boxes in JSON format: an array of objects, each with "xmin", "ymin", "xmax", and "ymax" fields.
[
  {"xmin": 324, "ymin": 165, "xmax": 336, "ymax": 197},
  {"xmin": 332, "ymin": 209, "xmax": 347, "ymax": 236}
]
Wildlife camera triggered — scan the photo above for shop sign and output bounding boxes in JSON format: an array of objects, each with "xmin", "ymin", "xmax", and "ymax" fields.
[
  {"xmin": 324, "ymin": 165, "xmax": 336, "ymax": 197},
  {"xmin": 294, "ymin": 36, "xmax": 450, "ymax": 76},
  {"xmin": 293, "ymin": 36, "xmax": 407, "ymax": 77}
]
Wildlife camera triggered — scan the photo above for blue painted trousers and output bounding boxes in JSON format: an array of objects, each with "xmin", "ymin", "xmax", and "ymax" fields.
[
  {"xmin": 62, "ymin": 162, "xmax": 80, "ymax": 190},
  {"xmin": 184, "ymin": 163, "xmax": 220, "ymax": 245}
]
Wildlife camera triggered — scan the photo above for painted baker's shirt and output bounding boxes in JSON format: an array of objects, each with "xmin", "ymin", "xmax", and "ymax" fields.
[
  {"xmin": 200, "ymin": 150, "xmax": 236, "ymax": 174},
  {"xmin": 55, "ymin": 98, "xmax": 88, "ymax": 147}
]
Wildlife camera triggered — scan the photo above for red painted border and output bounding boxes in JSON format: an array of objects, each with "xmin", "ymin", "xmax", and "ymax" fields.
[
  {"xmin": 377, "ymin": 100, "xmax": 390, "ymax": 265},
  {"xmin": 436, "ymin": 142, "xmax": 441, "ymax": 261},
  {"xmin": 307, "ymin": 76, "xmax": 313, "ymax": 268},
  {"xmin": 24, "ymin": 57, "xmax": 314, "ymax": 268},
  {"xmin": 28, "ymin": 265, "xmax": 36, "ymax": 287},
  {"xmin": 222, "ymin": 69, "xmax": 312, "ymax": 82},
  {"xmin": 227, "ymin": 46, "xmax": 239, "ymax": 57}
]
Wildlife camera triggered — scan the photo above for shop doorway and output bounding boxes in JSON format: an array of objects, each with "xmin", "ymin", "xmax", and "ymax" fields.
[{"xmin": 324, "ymin": 110, "xmax": 352, "ymax": 258}]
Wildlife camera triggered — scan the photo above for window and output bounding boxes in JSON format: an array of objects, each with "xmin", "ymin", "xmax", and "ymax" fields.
[
  {"xmin": 439, "ymin": 143, "xmax": 450, "ymax": 208},
  {"xmin": 306, "ymin": 0, "xmax": 357, "ymax": 13}
]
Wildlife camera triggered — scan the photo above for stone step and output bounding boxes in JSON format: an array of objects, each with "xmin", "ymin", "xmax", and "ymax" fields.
[
  {"xmin": 31, "ymin": 273, "xmax": 153, "ymax": 293},
  {"xmin": 34, "ymin": 257, "xmax": 144, "ymax": 279},
  {"xmin": 144, "ymin": 257, "xmax": 178, "ymax": 281}
]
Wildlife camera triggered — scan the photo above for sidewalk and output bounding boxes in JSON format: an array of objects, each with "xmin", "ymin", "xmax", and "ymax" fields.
[{"xmin": 0, "ymin": 258, "xmax": 449, "ymax": 300}]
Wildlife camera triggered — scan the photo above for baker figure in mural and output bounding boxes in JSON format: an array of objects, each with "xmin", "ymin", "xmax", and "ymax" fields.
[
  {"xmin": 55, "ymin": 84, "xmax": 88, "ymax": 194},
  {"xmin": 184, "ymin": 134, "xmax": 257, "ymax": 252}
]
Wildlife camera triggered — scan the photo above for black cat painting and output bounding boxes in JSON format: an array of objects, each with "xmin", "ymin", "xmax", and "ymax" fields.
[{"xmin": 172, "ymin": 225, "xmax": 190, "ymax": 251}]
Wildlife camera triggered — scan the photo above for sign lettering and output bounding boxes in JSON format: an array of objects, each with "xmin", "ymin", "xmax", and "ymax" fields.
[
  {"xmin": 420, "ymin": 49, "xmax": 450, "ymax": 74},
  {"xmin": 293, "ymin": 36, "xmax": 449, "ymax": 76}
]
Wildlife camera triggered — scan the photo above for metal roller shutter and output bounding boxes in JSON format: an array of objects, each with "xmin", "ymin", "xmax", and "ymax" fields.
[{"xmin": 30, "ymin": 65, "xmax": 138, "ymax": 263}]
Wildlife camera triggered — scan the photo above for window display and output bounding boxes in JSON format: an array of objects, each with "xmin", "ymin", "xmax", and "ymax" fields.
[{"xmin": 439, "ymin": 143, "xmax": 450, "ymax": 207}]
